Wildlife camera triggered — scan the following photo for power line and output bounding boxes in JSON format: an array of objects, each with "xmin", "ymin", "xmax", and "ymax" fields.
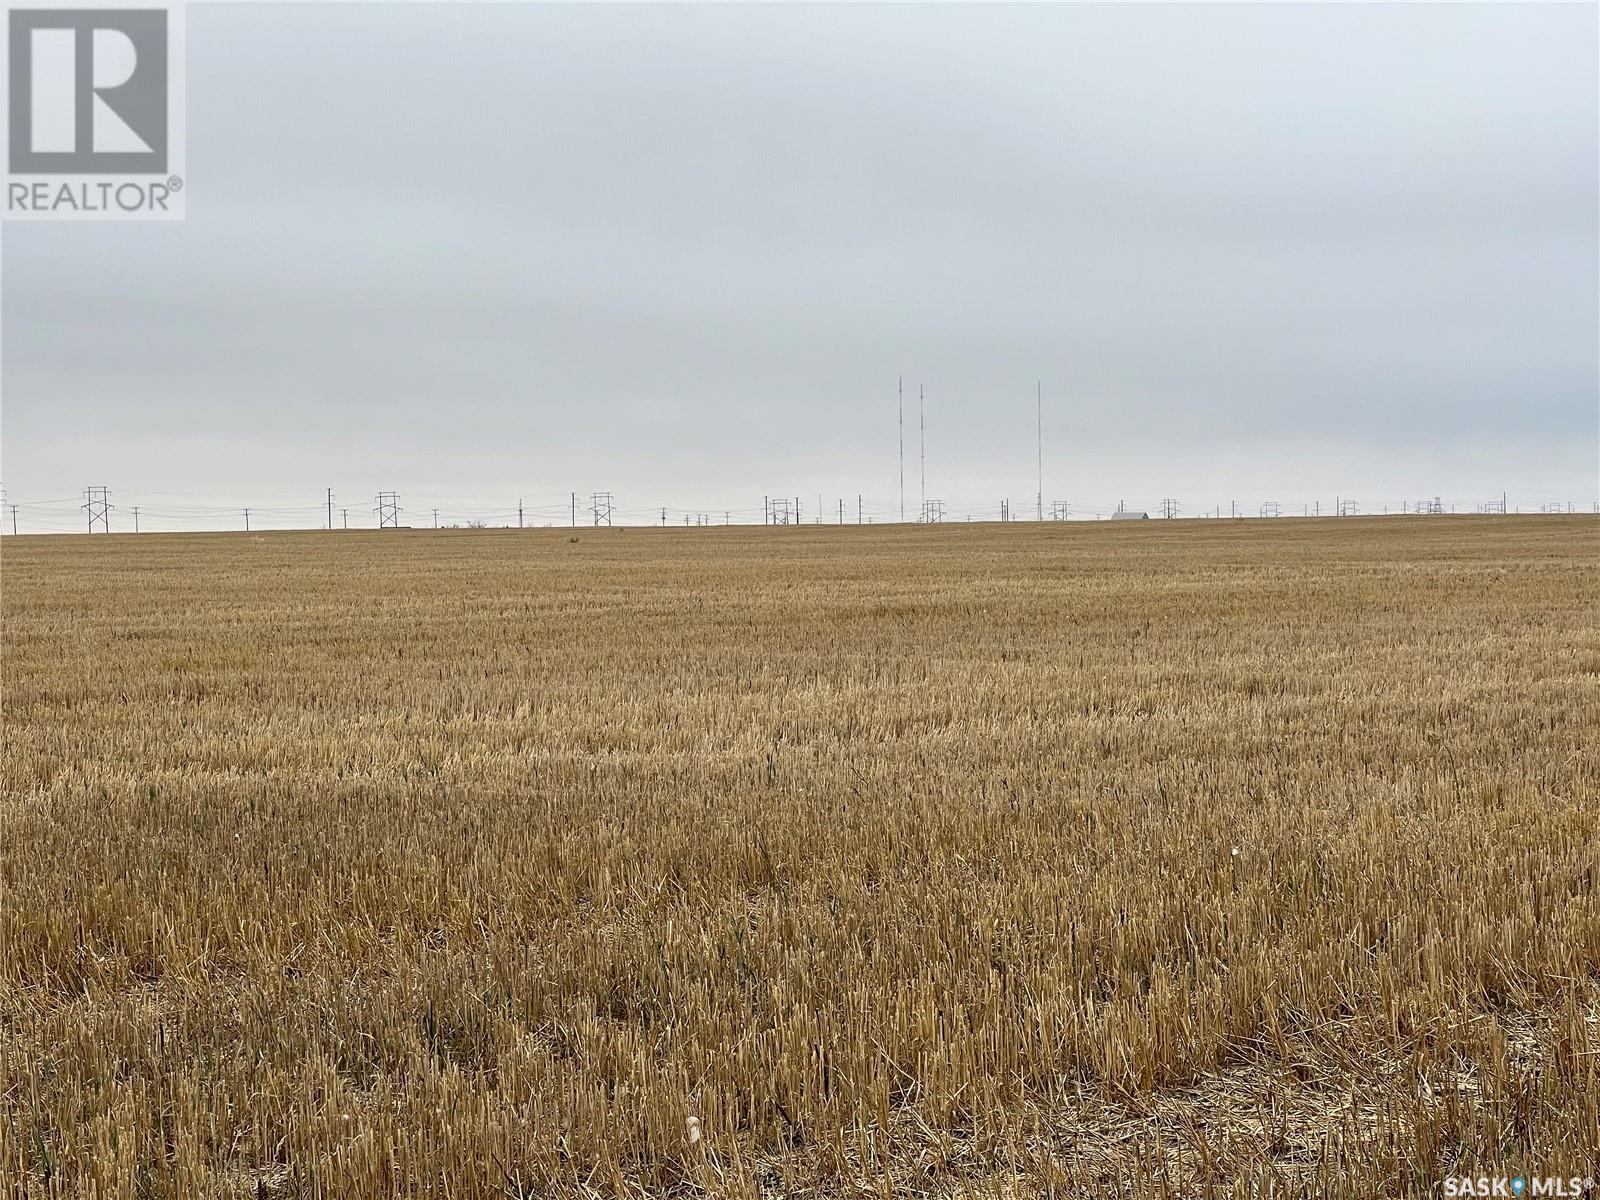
[{"xmin": 11, "ymin": 482, "xmax": 1595, "ymax": 536}]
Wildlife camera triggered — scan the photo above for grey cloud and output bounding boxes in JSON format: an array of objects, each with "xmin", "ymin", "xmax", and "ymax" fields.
[{"xmin": 3, "ymin": 2, "xmax": 1595, "ymax": 527}]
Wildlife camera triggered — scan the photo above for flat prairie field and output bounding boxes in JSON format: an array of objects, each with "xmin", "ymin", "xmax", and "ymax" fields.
[{"xmin": 2, "ymin": 516, "xmax": 1597, "ymax": 1198}]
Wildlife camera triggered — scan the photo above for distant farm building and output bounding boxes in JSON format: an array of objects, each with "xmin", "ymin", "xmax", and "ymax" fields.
[{"xmin": 1110, "ymin": 502, "xmax": 1149, "ymax": 520}]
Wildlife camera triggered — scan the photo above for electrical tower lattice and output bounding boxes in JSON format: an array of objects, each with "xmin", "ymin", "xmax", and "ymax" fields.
[
  {"xmin": 374, "ymin": 492, "xmax": 402, "ymax": 528},
  {"xmin": 82, "ymin": 486, "xmax": 113, "ymax": 533}
]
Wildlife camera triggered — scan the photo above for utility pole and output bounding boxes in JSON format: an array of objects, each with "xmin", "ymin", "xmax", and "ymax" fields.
[
  {"xmin": 1160, "ymin": 498, "xmax": 1179, "ymax": 519},
  {"xmin": 590, "ymin": 493, "xmax": 614, "ymax": 527},
  {"xmin": 518, "ymin": 499, "xmax": 524, "ymax": 529},
  {"xmin": 132, "ymin": 506, "xmax": 140, "ymax": 533},
  {"xmin": 661, "ymin": 507, "xmax": 667, "ymax": 527},
  {"xmin": 327, "ymin": 488, "xmax": 333, "ymax": 530},
  {"xmin": 838, "ymin": 498, "xmax": 844, "ymax": 524},
  {"xmin": 432, "ymin": 509, "xmax": 439, "ymax": 528},
  {"xmin": 898, "ymin": 376, "xmax": 905, "ymax": 523},
  {"xmin": 342, "ymin": 508, "xmax": 348, "ymax": 529},
  {"xmin": 858, "ymin": 494, "xmax": 863, "ymax": 524},
  {"xmin": 9, "ymin": 505, "xmax": 17, "ymax": 535},
  {"xmin": 1036, "ymin": 380, "xmax": 1043, "ymax": 521},
  {"xmin": 571, "ymin": 492, "xmax": 577, "ymax": 527},
  {"xmin": 244, "ymin": 508, "xmax": 250, "ymax": 532}
]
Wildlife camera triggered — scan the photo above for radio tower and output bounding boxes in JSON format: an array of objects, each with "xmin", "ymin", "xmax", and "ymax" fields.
[
  {"xmin": 1036, "ymin": 380, "xmax": 1043, "ymax": 521},
  {"xmin": 898, "ymin": 376, "xmax": 905, "ymax": 523},
  {"xmin": 919, "ymin": 384, "xmax": 926, "ymax": 515}
]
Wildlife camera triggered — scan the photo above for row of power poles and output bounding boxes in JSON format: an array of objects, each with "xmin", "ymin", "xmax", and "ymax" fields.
[{"xmin": 8, "ymin": 484, "xmax": 1563, "ymax": 534}]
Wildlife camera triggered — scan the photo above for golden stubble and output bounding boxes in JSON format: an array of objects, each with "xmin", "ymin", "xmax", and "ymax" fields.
[{"xmin": 2, "ymin": 516, "xmax": 1596, "ymax": 1197}]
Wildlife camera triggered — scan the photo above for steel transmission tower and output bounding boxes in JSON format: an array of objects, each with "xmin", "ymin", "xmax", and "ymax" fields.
[
  {"xmin": 82, "ymin": 486, "xmax": 113, "ymax": 532},
  {"xmin": 374, "ymin": 492, "xmax": 402, "ymax": 528}
]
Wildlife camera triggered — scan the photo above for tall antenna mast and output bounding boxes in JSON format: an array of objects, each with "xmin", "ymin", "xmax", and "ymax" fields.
[
  {"xmin": 898, "ymin": 376, "xmax": 904, "ymax": 523},
  {"xmin": 919, "ymin": 384, "xmax": 926, "ymax": 516},
  {"xmin": 1036, "ymin": 380, "xmax": 1043, "ymax": 521}
]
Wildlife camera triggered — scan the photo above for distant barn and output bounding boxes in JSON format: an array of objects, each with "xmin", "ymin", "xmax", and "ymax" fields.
[{"xmin": 1110, "ymin": 503, "xmax": 1149, "ymax": 520}]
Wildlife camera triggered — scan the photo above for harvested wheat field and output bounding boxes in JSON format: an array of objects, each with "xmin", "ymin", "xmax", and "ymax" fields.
[{"xmin": 2, "ymin": 515, "xmax": 1597, "ymax": 1198}]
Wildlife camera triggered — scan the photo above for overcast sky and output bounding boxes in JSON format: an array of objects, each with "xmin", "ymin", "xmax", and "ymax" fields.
[{"xmin": 3, "ymin": 3, "xmax": 1596, "ymax": 529}]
